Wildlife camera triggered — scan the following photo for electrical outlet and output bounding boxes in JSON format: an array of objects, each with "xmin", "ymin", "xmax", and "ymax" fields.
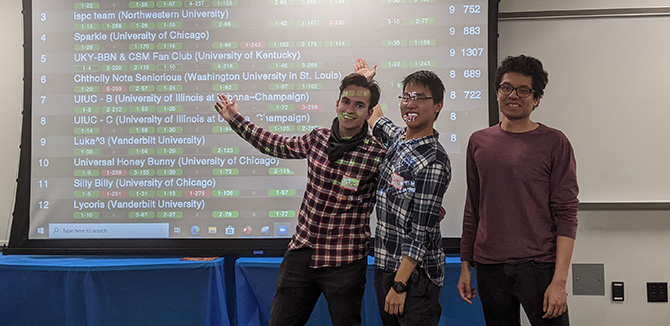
[{"xmin": 647, "ymin": 282, "xmax": 668, "ymax": 302}]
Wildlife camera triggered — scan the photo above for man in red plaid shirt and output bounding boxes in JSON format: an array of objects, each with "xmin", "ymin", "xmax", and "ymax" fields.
[{"xmin": 214, "ymin": 72, "xmax": 386, "ymax": 326}]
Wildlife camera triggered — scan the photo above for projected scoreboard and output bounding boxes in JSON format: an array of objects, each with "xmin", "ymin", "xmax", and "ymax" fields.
[{"xmin": 29, "ymin": 0, "xmax": 492, "ymax": 240}]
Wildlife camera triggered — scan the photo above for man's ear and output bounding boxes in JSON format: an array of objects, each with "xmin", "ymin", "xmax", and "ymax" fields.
[
  {"xmin": 366, "ymin": 107, "xmax": 374, "ymax": 120},
  {"xmin": 434, "ymin": 102, "xmax": 444, "ymax": 118},
  {"xmin": 533, "ymin": 96, "xmax": 541, "ymax": 109}
]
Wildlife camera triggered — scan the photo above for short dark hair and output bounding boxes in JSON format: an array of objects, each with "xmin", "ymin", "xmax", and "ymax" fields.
[
  {"xmin": 401, "ymin": 70, "xmax": 445, "ymax": 104},
  {"xmin": 402, "ymin": 70, "xmax": 445, "ymax": 119},
  {"xmin": 494, "ymin": 55, "xmax": 549, "ymax": 99},
  {"xmin": 338, "ymin": 73, "xmax": 381, "ymax": 110}
]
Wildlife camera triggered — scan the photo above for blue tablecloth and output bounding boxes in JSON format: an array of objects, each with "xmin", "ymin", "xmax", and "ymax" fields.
[
  {"xmin": 0, "ymin": 254, "xmax": 230, "ymax": 326},
  {"xmin": 235, "ymin": 256, "xmax": 485, "ymax": 326}
]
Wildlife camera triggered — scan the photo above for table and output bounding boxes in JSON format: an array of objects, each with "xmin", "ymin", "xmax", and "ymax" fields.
[
  {"xmin": 0, "ymin": 254, "xmax": 230, "ymax": 326},
  {"xmin": 235, "ymin": 256, "xmax": 485, "ymax": 326}
]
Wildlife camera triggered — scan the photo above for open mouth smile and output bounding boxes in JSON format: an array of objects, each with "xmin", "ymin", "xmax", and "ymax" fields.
[
  {"xmin": 403, "ymin": 112, "xmax": 418, "ymax": 122},
  {"xmin": 340, "ymin": 112, "xmax": 358, "ymax": 119}
]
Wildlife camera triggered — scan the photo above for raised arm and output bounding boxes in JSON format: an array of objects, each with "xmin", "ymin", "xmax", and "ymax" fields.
[
  {"xmin": 213, "ymin": 94, "xmax": 310, "ymax": 160},
  {"xmin": 367, "ymin": 104, "xmax": 384, "ymax": 128},
  {"xmin": 354, "ymin": 58, "xmax": 384, "ymax": 127}
]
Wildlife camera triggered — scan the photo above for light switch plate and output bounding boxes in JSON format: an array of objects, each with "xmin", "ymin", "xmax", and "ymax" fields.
[{"xmin": 572, "ymin": 263, "xmax": 605, "ymax": 295}]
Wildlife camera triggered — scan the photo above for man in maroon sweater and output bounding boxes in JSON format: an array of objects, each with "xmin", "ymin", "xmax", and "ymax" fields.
[{"xmin": 457, "ymin": 55, "xmax": 579, "ymax": 325}]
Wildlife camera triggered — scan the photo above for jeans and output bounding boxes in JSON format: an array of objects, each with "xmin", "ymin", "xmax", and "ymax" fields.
[
  {"xmin": 268, "ymin": 248, "xmax": 367, "ymax": 326},
  {"xmin": 374, "ymin": 267, "xmax": 442, "ymax": 326},
  {"xmin": 476, "ymin": 261, "xmax": 570, "ymax": 326}
]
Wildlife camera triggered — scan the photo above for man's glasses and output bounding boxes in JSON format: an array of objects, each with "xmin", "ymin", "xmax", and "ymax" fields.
[
  {"xmin": 398, "ymin": 94, "xmax": 434, "ymax": 103},
  {"xmin": 497, "ymin": 83, "xmax": 535, "ymax": 98}
]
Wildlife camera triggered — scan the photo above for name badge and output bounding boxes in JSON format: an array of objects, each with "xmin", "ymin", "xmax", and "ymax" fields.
[
  {"xmin": 341, "ymin": 175, "xmax": 360, "ymax": 191},
  {"xmin": 391, "ymin": 172, "xmax": 404, "ymax": 190}
]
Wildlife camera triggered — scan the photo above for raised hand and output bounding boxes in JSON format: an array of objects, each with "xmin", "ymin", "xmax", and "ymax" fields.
[
  {"xmin": 214, "ymin": 94, "xmax": 239, "ymax": 122},
  {"xmin": 354, "ymin": 57, "xmax": 377, "ymax": 82}
]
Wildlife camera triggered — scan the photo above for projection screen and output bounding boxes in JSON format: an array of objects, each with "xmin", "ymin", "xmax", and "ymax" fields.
[{"xmin": 9, "ymin": 0, "xmax": 498, "ymax": 255}]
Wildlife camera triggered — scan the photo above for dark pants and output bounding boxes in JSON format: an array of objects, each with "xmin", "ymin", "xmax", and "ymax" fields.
[
  {"xmin": 374, "ymin": 268, "xmax": 442, "ymax": 326},
  {"xmin": 268, "ymin": 248, "xmax": 367, "ymax": 326},
  {"xmin": 476, "ymin": 262, "xmax": 570, "ymax": 326}
]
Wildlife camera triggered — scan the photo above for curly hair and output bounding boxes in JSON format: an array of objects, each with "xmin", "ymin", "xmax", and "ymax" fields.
[{"xmin": 494, "ymin": 55, "xmax": 549, "ymax": 98}]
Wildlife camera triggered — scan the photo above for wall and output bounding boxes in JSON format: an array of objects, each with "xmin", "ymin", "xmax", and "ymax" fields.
[
  {"xmin": 568, "ymin": 210, "xmax": 670, "ymax": 325},
  {"xmin": 501, "ymin": 0, "xmax": 670, "ymax": 12},
  {"xmin": 499, "ymin": 1, "xmax": 670, "ymax": 325},
  {"xmin": 0, "ymin": 0, "xmax": 23, "ymax": 246}
]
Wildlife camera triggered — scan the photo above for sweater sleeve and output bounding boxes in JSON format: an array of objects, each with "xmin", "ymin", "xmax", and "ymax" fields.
[
  {"xmin": 460, "ymin": 136, "xmax": 479, "ymax": 263},
  {"xmin": 549, "ymin": 133, "xmax": 579, "ymax": 239}
]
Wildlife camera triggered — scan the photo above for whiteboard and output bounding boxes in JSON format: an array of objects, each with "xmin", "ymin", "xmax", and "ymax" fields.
[{"xmin": 499, "ymin": 15, "xmax": 670, "ymax": 203}]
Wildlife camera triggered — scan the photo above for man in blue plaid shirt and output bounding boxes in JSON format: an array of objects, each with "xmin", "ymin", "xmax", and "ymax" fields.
[
  {"xmin": 357, "ymin": 58, "xmax": 451, "ymax": 325},
  {"xmin": 214, "ymin": 72, "xmax": 386, "ymax": 326}
]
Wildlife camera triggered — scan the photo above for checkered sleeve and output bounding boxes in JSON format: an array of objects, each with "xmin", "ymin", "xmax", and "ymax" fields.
[
  {"xmin": 372, "ymin": 116, "xmax": 404, "ymax": 148},
  {"xmin": 228, "ymin": 113, "xmax": 310, "ymax": 159},
  {"xmin": 401, "ymin": 161, "xmax": 451, "ymax": 261}
]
